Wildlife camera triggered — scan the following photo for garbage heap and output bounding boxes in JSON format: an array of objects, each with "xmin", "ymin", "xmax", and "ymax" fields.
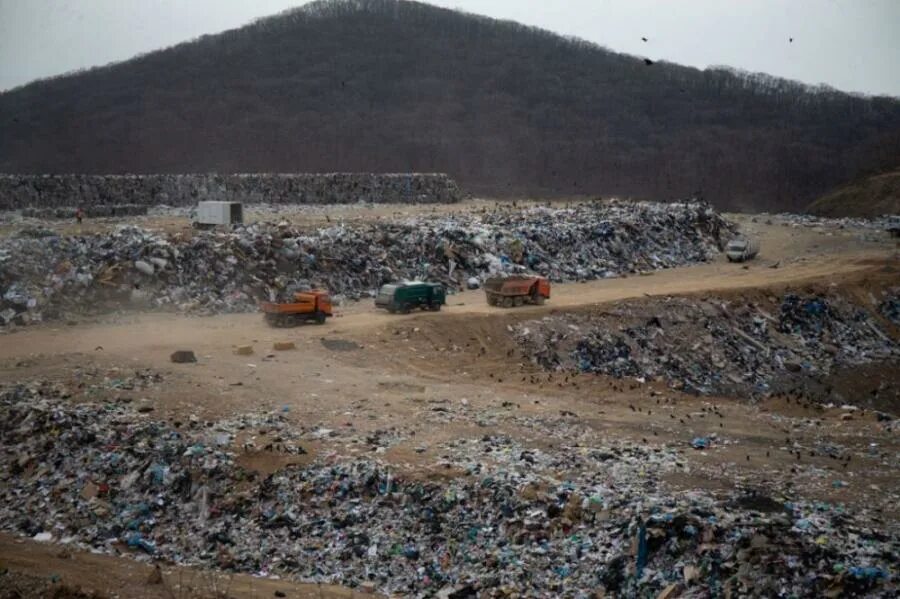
[
  {"xmin": 0, "ymin": 200, "xmax": 732, "ymax": 326},
  {"xmin": 514, "ymin": 291, "xmax": 899, "ymax": 397},
  {"xmin": 1, "ymin": 385, "xmax": 895, "ymax": 598},
  {"xmin": 881, "ymin": 287, "xmax": 900, "ymax": 326}
]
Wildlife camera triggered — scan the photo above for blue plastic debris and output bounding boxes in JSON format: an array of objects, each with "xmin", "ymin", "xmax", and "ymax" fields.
[
  {"xmin": 794, "ymin": 518, "xmax": 813, "ymax": 531},
  {"xmin": 126, "ymin": 532, "xmax": 156, "ymax": 554},
  {"xmin": 636, "ymin": 523, "xmax": 648, "ymax": 578},
  {"xmin": 849, "ymin": 566, "xmax": 888, "ymax": 580},
  {"xmin": 691, "ymin": 437, "xmax": 710, "ymax": 449}
]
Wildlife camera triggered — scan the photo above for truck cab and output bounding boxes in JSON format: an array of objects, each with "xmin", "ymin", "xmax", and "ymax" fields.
[
  {"xmin": 375, "ymin": 282, "xmax": 445, "ymax": 313},
  {"xmin": 887, "ymin": 216, "xmax": 900, "ymax": 238}
]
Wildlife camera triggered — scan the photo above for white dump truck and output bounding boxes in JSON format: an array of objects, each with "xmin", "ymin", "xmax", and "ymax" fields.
[
  {"xmin": 887, "ymin": 216, "xmax": 900, "ymax": 238},
  {"xmin": 192, "ymin": 201, "xmax": 243, "ymax": 228},
  {"xmin": 725, "ymin": 237, "xmax": 760, "ymax": 262}
]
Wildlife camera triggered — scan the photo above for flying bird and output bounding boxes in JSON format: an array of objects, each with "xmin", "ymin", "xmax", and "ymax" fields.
[
  {"xmin": 642, "ymin": 37, "xmax": 648, "ymax": 42},
  {"xmin": 644, "ymin": 58, "xmax": 654, "ymax": 66}
]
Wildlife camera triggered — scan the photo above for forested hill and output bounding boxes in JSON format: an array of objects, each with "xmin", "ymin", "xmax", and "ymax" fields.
[{"xmin": 1, "ymin": 0, "xmax": 899, "ymax": 212}]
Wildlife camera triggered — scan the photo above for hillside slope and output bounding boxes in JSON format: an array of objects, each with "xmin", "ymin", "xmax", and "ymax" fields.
[
  {"xmin": 1, "ymin": 0, "xmax": 899, "ymax": 211},
  {"xmin": 807, "ymin": 168, "xmax": 900, "ymax": 217}
]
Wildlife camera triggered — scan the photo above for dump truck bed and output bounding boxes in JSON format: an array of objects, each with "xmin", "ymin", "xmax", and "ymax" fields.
[
  {"xmin": 484, "ymin": 276, "xmax": 540, "ymax": 296},
  {"xmin": 260, "ymin": 301, "xmax": 316, "ymax": 315},
  {"xmin": 260, "ymin": 290, "xmax": 333, "ymax": 326},
  {"xmin": 484, "ymin": 275, "xmax": 550, "ymax": 307}
]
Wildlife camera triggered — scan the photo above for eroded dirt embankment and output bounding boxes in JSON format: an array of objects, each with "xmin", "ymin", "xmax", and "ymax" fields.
[{"xmin": 386, "ymin": 268, "xmax": 899, "ymax": 412}]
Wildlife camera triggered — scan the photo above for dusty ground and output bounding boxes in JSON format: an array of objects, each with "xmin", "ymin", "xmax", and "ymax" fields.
[{"xmin": 0, "ymin": 205, "xmax": 898, "ymax": 597}]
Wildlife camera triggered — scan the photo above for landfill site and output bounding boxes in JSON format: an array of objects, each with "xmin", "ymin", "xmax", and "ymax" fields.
[{"xmin": 0, "ymin": 191, "xmax": 899, "ymax": 599}]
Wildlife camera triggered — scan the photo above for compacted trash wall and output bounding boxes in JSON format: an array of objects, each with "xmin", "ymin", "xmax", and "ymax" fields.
[{"xmin": 0, "ymin": 173, "xmax": 463, "ymax": 210}]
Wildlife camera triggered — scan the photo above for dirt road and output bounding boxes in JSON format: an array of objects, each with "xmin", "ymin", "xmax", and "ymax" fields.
[{"xmin": 0, "ymin": 212, "xmax": 890, "ymax": 358}]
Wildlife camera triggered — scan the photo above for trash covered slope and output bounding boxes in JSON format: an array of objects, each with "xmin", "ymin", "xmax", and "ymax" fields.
[
  {"xmin": 881, "ymin": 287, "xmax": 900, "ymax": 326},
  {"xmin": 1, "ymin": 385, "xmax": 895, "ymax": 598},
  {"xmin": 0, "ymin": 200, "xmax": 732, "ymax": 326},
  {"xmin": 514, "ymin": 289, "xmax": 899, "ymax": 398}
]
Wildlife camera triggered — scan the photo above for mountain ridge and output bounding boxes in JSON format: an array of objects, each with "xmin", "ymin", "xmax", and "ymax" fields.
[{"xmin": 2, "ymin": 0, "xmax": 899, "ymax": 212}]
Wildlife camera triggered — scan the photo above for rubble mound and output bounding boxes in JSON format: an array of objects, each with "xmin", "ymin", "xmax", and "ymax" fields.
[
  {"xmin": 0, "ymin": 200, "xmax": 731, "ymax": 326},
  {"xmin": 881, "ymin": 287, "xmax": 900, "ymax": 326},
  {"xmin": 514, "ymin": 289, "xmax": 899, "ymax": 398},
  {"xmin": 0, "ymin": 385, "xmax": 895, "ymax": 597}
]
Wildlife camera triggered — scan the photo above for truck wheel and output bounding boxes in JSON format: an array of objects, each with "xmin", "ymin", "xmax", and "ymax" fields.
[
  {"xmin": 486, "ymin": 294, "xmax": 496, "ymax": 306},
  {"xmin": 388, "ymin": 306, "xmax": 397, "ymax": 314},
  {"xmin": 501, "ymin": 297, "xmax": 513, "ymax": 308},
  {"xmin": 400, "ymin": 304, "xmax": 411, "ymax": 314},
  {"xmin": 273, "ymin": 314, "xmax": 293, "ymax": 327},
  {"xmin": 430, "ymin": 302, "xmax": 442, "ymax": 311},
  {"xmin": 532, "ymin": 294, "xmax": 545, "ymax": 306},
  {"xmin": 314, "ymin": 311, "xmax": 326, "ymax": 324},
  {"xmin": 513, "ymin": 296, "xmax": 524, "ymax": 307}
]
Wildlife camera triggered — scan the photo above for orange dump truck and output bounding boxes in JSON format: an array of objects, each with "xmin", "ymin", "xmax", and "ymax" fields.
[
  {"xmin": 260, "ymin": 289, "xmax": 333, "ymax": 326},
  {"xmin": 484, "ymin": 275, "xmax": 550, "ymax": 308}
]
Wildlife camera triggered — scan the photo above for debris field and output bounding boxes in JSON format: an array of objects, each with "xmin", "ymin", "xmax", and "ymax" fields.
[
  {"xmin": 1, "ymin": 383, "xmax": 896, "ymax": 598},
  {"xmin": 514, "ymin": 288, "xmax": 899, "ymax": 399},
  {"xmin": 0, "ymin": 202, "xmax": 897, "ymax": 598},
  {"xmin": 0, "ymin": 200, "xmax": 730, "ymax": 326}
]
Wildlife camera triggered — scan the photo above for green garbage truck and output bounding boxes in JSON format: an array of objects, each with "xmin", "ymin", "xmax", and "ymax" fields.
[{"xmin": 375, "ymin": 282, "xmax": 445, "ymax": 313}]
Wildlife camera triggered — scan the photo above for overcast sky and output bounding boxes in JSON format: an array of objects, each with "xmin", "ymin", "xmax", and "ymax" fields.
[{"xmin": 1, "ymin": 0, "xmax": 898, "ymax": 96}]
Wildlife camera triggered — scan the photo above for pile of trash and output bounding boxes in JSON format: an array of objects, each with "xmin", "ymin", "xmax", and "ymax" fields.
[
  {"xmin": 514, "ymin": 291, "xmax": 898, "ymax": 397},
  {"xmin": 0, "ymin": 200, "xmax": 731, "ymax": 326},
  {"xmin": 880, "ymin": 287, "xmax": 900, "ymax": 326},
  {"xmin": 758, "ymin": 212, "xmax": 898, "ymax": 232},
  {"xmin": 1, "ymin": 384, "xmax": 895, "ymax": 597}
]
